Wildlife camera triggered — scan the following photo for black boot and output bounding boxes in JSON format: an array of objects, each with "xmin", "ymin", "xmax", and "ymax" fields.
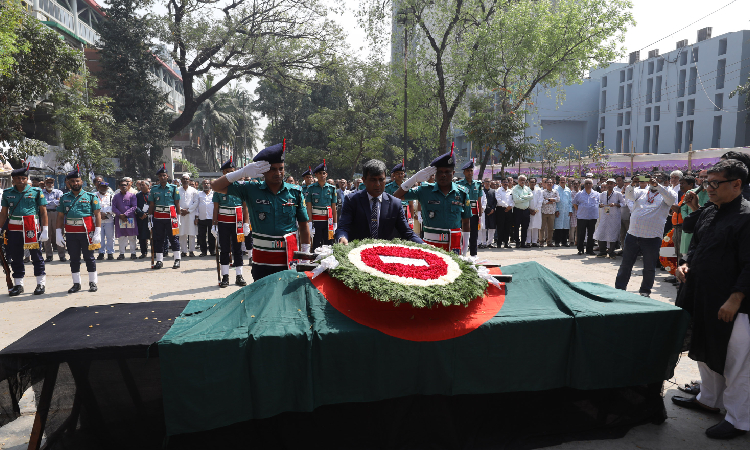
[
  {"xmin": 33, "ymin": 284, "xmax": 45, "ymax": 295},
  {"xmin": 235, "ymin": 275, "xmax": 247, "ymax": 286},
  {"xmin": 68, "ymin": 283, "xmax": 81, "ymax": 293},
  {"xmin": 152, "ymin": 261, "xmax": 163, "ymax": 269},
  {"xmin": 97, "ymin": 253, "xmax": 104, "ymax": 260},
  {"xmin": 117, "ymin": 254, "xmax": 125, "ymax": 260},
  {"xmin": 107, "ymin": 254, "xmax": 114, "ymax": 260},
  {"xmin": 9, "ymin": 285, "xmax": 23, "ymax": 296},
  {"xmin": 173, "ymin": 259, "xmax": 181, "ymax": 269},
  {"xmin": 219, "ymin": 275, "xmax": 229, "ymax": 288},
  {"xmin": 130, "ymin": 254, "xmax": 137, "ymax": 259},
  {"xmin": 89, "ymin": 282, "xmax": 97, "ymax": 292}
]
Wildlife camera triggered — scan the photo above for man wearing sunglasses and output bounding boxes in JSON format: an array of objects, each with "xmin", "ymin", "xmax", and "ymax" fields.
[{"xmin": 672, "ymin": 159, "xmax": 750, "ymax": 440}]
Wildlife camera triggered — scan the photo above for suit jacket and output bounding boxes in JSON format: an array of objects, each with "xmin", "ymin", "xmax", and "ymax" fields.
[{"xmin": 335, "ymin": 190, "xmax": 423, "ymax": 243}]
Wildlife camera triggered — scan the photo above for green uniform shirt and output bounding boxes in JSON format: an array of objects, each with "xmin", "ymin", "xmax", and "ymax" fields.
[
  {"xmin": 403, "ymin": 182, "xmax": 471, "ymax": 230},
  {"xmin": 1, "ymin": 186, "xmax": 46, "ymax": 218},
  {"xmin": 305, "ymin": 183, "xmax": 337, "ymax": 208},
  {"xmin": 384, "ymin": 181, "xmax": 400, "ymax": 196},
  {"xmin": 150, "ymin": 184, "xmax": 180, "ymax": 206},
  {"xmin": 358, "ymin": 184, "xmax": 366, "ymax": 191},
  {"xmin": 212, "ymin": 187, "xmax": 244, "ymax": 208},
  {"xmin": 227, "ymin": 181, "xmax": 308, "ymax": 235},
  {"xmin": 60, "ymin": 190, "xmax": 100, "ymax": 218},
  {"xmin": 456, "ymin": 179, "xmax": 484, "ymax": 201}
]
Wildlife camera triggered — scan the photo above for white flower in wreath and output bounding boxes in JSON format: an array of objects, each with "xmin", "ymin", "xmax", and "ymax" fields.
[{"xmin": 347, "ymin": 243, "xmax": 462, "ymax": 287}]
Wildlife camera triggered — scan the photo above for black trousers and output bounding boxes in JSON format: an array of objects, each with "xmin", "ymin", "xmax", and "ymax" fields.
[
  {"xmin": 153, "ymin": 219, "xmax": 180, "ymax": 254},
  {"xmin": 7, "ymin": 230, "xmax": 44, "ymax": 279},
  {"xmin": 469, "ymin": 215, "xmax": 479, "ymax": 256},
  {"xmin": 577, "ymin": 219, "xmax": 597, "ymax": 253},
  {"xmin": 136, "ymin": 217, "xmax": 149, "ymax": 255},
  {"xmin": 251, "ymin": 263, "xmax": 285, "ymax": 282},
  {"xmin": 67, "ymin": 233, "xmax": 96, "ymax": 274},
  {"xmin": 218, "ymin": 222, "xmax": 243, "ymax": 266},
  {"xmin": 197, "ymin": 219, "xmax": 216, "ymax": 254},
  {"xmin": 553, "ymin": 228, "xmax": 569, "ymax": 245},
  {"xmin": 496, "ymin": 209, "xmax": 512, "ymax": 245},
  {"xmin": 312, "ymin": 221, "xmax": 332, "ymax": 251},
  {"xmin": 513, "ymin": 208, "xmax": 531, "ymax": 246}
]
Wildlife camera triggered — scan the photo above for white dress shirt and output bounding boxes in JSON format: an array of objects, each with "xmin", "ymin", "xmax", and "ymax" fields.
[
  {"xmin": 196, "ymin": 190, "xmax": 215, "ymax": 221},
  {"xmin": 366, "ymin": 191, "xmax": 382, "ymax": 230},
  {"xmin": 625, "ymin": 184, "xmax": 677, "ymax": 238},
  {"xmin": 97, "ymin": 191, "xmax": 114, "ymax": 223},
  {"xmin": 495, "ymin": 187, "xmax": 514, "ymax": 209}
]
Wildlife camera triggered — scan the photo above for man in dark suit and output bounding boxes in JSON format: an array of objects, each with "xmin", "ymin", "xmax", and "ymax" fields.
[{"xmin": 335, "ymin": 159, "xmax": 423, "ymax": 245}]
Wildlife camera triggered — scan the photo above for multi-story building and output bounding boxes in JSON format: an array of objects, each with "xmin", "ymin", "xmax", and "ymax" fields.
[
  {"xmin": 599, "ymin": 27, "xmax": 750, "ymax": 154},
  {"xmin": 21, "ymin": 0, "xmax": 103, "ymax": 48}
]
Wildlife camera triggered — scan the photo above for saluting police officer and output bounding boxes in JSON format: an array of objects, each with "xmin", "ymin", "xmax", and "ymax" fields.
[
  {"xmin": 384, "ymin": 161, "xmax": 416, "ymax": 239},
  {"xmin": 0, "ymin": 164, "xmax": 49, "ymax": 295},
  {"xmin": 393, "ymin": 149, "xmax": 471, "ymax": 255},
  {"xmin": 306, "ymin": 162, "xmax": 337, "ymax": 251},
  {"xmin": 56, "ymin": 166, "xmax": 102, "ymax": 293},
  {"xmin": 213, "ymin": 157, "xmax": 250, "ymax": 287},
  {"xmin": 456, "ymin": 160, "xmax": 484, "ymax": 257},
  {"xmin": 211, "ymin": 142, "xmax": 311, "ymax": 281},
  {"xmin": 149, "ymin": 164, "xmax": 181, "ymax": 269}
]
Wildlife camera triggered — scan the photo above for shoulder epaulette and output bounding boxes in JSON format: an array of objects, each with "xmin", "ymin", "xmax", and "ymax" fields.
[
  {"xmin": 290, "ymin": 184, "xmax": 302, "ymax": 191},
  {"xmin": 456, "ymin": 184, "xmax": 469, "ymax": 194}
]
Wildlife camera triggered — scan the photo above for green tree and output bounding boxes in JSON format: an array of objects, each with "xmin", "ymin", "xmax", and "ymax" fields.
[
  {"xmin": 0, "ymin": 15, "xmax": 80, "ymax": 147},
  {"xmin": 534, "ymin": 139, "xmax": 564, "ymax": 179},
  {"xmin": 188, "ymin": 76, "xmax": 240, "ymax": 171},
  {"xmin": 0, "ymin": 0, "xmax": 28, "ymax": 77},
  {"xmin": 97, "ymin": 0, "xmax": 172, "ymax": 177}
]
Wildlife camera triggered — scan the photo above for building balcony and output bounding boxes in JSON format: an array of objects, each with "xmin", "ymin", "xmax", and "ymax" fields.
[{"xmin": 36, "ymin": 0, "xmax": 101, "ymax": 47}]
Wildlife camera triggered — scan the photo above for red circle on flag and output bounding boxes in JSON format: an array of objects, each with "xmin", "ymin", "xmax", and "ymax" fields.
[
  {"xmin": 358, "ymin": 246, "xmax": 448, "ymax": 280},
  {"xmin": 307, "ymin": 267, "xmax": 506, "ymax": 342}
]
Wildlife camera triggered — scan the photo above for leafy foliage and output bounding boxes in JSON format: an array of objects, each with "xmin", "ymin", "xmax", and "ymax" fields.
[
  {"xmin": 174, "ymin": 157, "xmax": 198, "ymax": 179},
  {"xmin": 0, "ymin": 0, "xmax": 28, "ymax": 78},
  {"xmin": 0, "ymin": 15, "xmax": 80, "ymax": 147}
]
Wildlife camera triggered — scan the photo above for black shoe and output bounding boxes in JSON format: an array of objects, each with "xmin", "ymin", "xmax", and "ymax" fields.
[
  {"xmin": 564, "ymin": 243, "xmax": 571, "ymax": 247},
  {"xmin": 152, "ymin": 261, "xmax": 163, "ymax": 270},
  {"xmin": 107, "ymin": 254, "xmax": 114, "ymax": 260},
  {"xmin": 89, "ymin": 282, "xmax": 97, "ymax": 292},
  {"xmin": 130, "ymin": 254, "xmax": 137, "ymax": 260},
  {"xmin": 242, "ymin": 251, "xmax": 248, "ymax": 256},
  {"xmin": 504, "ymin": 244, "xmax": 511, "ymax": 249},
  {"xmin": 586, "ymin": 251, "xmax": 596, "ymax": 256},
  {"xmin": 198, "ymin": 252, "xmax": 207, "ymax": 257},
  {"xmin": 189, "ymin": 252, "xmax": 196, "ymax": 257},
  {"xmin": 45, "ymin": 256, "xmax": 53, "ymax": 262},
  {"xmin": 164, "ymin": 251, "xmax": 169, "ymax": 257},
  {"xmin": 97, "ymin": 253, "xmax": 104, "ymax": 260},
  {"xmin": 209, "ymin": 251, "xmax": 216, "ymax": 256},
  {"xmin": 68, "ymin": 283, "xmax": 81, "ymax": 294},
  {"xmin": 706, "ymin": 420, "xmax": 747, "ymax": 439},
  {"xmin": 577, "ymin": 251, "xmax": 584, "ymax": 255},
  {"xmin": 117, "ymin": 254, "xmax": 125, "ymax": 260},
  {"xmin": 59, "ymin": 256, "xmax": 67, "ymax": 262},
  {"xmin": 596, "ymin": 253, "xmax": 607, "ymax": 258},
  {"xmin": 181, "ymin": 252, "xmax": 187, "ymax": 257},
  {"xmin": 23, "ymin": 257, "xmax": 30, "ymax": 263},
  {"xmin": 33, "ymin": 284, "xmax": 45, "ymax": 295},
  {"xmin": 670, "ymin": 395, "xmax": 720, "ymax": 413},
  {"xmin": 531, "ymin": 243, "xmax": 539, "ymax": 248},
  {"xmin": 138, "ymin": 254, "xmax": 147, "ymax": 259},
  {"xmin": 173, "ymin": 260, "xmax": 181, "ymax": 269},
  {"xmin": 235, "ymin": 275, "xmax": 247, "ymax": 286},
  {"xmin": 9, "ymin": 285, "xmax": 23, "ymax": 296},
  {"xmin": 665, "ymin": 276, "xmax": 677, "ymax": 283},
  {"xmin": 219, "ymin": 275, "xmax": 229, "ymax": 288}
]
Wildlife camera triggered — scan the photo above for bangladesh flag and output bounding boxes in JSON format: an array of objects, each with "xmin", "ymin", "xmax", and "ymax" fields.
[{"xmin": 158, "ymin": 262, "xmax": 688, "ymax": 436}]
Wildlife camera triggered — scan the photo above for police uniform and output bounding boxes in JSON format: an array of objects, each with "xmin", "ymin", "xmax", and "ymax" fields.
[
  {"xmin": 1, "ymin": 165, "xmax": 47, "ymax": 295},
  {"xmin": 306, "ymin": 162, "xmax": 336, "ymax": 251},
  {"xmin": 215, "ymin": 157, "xmax": 247, "ymax": 287},
  {"xmin": 402, "ymin": 152, "xmax": 471, "ymax": 254},
  {"xmin": 150, "ymin": 164, "xmax": 181, "ymax": 269},
  {"xmin": 226, "ymin": 143, "xmax": 310, "ymax": 281},
  {"xmin": 385, "ymin": 162, "xmax": 413, "ymax": 239},
  {"xmin": 456, "ymin": 160, "xmax": 484, "ymax": 257},
  {"xmin": 59, "ymin": 167, "xmax": 101, "ymax": 293}
]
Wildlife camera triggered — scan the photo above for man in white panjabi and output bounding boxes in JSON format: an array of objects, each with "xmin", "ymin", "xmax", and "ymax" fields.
[
  {"xmin": 593, "ymin": 178, "xmax": 625, "ymax": 259},
  {"xmin": 525, "ymin": 177, "xmax": 544, "ymax": 247},
  {"xmin": 177, "ymin": 173, "xmax": 199, "ymax": 257}
]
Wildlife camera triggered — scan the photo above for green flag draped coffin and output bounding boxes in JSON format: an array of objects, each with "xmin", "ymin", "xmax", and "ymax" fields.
[{"xmin": 158, "ymin": 262, "xmax": 689, "ymax": 436}]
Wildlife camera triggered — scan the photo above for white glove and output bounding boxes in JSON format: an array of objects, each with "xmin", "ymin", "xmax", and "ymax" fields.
[
  {"xmin": 333, "ymin": 223, "xmax": 337, "ymax": 231},
  {"xmin": 461, "ymin": 231, "xmax": 470, "ymax": 256},
  {"xmin": 401, "ymin": 166, "xmax": 437, "ymax": 191},
  {"xmin": 92, "ymin": 227, "xmax": 101, "ymax": 244},
  {"xmin": 147, "ymin": 220, "xmax": 153, "ymax": 230},
  {"xmin": 301, "ymin": 243, "xmax": 310, "ymax": 253},
  {"xmin": 143, "ymin": 204, "xmax": 149, "ymax": 213},
  {"xmin": 56, "ymin": 229, "xmax": 65, "ymax": 247},
  {"xmin": 39, "ymin": 226, "xmax": 49, "ymax": 242},
  {"xmin": 243, "ymin": 223, "xmax": 251, "ymax": 235},
  {"xmin": 211, "ymin": 225, "xmax": 218, "ymax": 237},
  {"xmin": 417, "ymin": 211, "xmax": 423, "ymax": 224},
  {"xmin": 226, "ymin": 161, "xmax": 271, "ymax": 182}
]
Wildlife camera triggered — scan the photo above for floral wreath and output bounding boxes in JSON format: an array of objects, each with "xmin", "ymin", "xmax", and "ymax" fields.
[{"xmin": 323, "ymin": 239, "xmax": 489, "ymax": 309}]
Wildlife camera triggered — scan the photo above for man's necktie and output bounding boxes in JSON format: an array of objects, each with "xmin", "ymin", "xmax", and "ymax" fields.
[{"xmin": 370, "ymin": 198, "xmax": 378, "ymax": 239}]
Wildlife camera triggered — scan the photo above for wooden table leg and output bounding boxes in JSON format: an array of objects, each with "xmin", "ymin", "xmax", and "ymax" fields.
[{"xmin": 28, "ymin": 363, "xmax": 59, "ymax": 450}]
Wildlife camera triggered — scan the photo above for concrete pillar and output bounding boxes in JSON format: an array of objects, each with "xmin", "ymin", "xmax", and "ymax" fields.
[
  {"xmin": 70, "ymin": 0, "xmax": 78, "ymax": 37},
  {"xmin": 32, "ymin": 0, "xmax": 40, "ymax": 14}
]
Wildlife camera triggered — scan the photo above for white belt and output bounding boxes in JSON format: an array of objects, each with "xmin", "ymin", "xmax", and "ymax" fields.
[
  {"xmin": 66, "ymin": 218, "xmax": 85, "ymax": 226},
  {"xmin": 253, "ymin": 232, "xmax": 287, "ymax": 250},
  {"xmin": 154, "ymin": 205, "xmax": 171, "ymax": 213},
  {"xmin": 218, "ymin": 207, "xmax": 238, "ymax": 215}
]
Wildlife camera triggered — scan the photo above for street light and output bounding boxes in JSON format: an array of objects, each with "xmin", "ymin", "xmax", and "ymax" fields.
[{"xmin": 396, "ymin": 7, "xmax": 413, "ymax": 170}]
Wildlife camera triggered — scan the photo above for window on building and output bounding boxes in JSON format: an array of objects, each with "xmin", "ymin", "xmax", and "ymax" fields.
[
  {"xmin": 600, "ymin": 117, "xmax": 605, "ymax": 129},
  {"xmin": 680, "ymin": 50, "xmax": 688, "ymax": 66},
  {"xmin": 646, "ymin": 78, "xmax": 653, "ymax": 104},
  {"xmin": 645, "ymin": 107, "xmax": 652, "ymax": 123},
  {"xmin": 648, "ymin": 61, "xmax": 654, "ymax": 75},
  {"xmin": 657, "ymin": 58, "xmax": 664, "ymax": 72},
  {"xmin": 688, "ymin": 67, "xmax": 697, "ymax": 95},
  {"xmin": 617, "ymin": 112, "xmax": 623, "ymax": 127},
  {"xmin": 718, "ymin": 38, "xmax": 727, "ymax": 56},
  {"xmin": 620, "ymin": 70, "xmax": 625, "ymax": 83},
  {"xmin": 643, "ymin": 126, "xmax": 651, "ymax": 153},
  {"xmin": 654, "ymin": 106, "xmax": 660, "ymax": 121},
  {"xmin": 677, "ymin": 101, "xmax": 684, "ymax": 117},
  {"xmin": 625, "ymin": 111, "xmax": 631, "ymax": 126},
  {"xmin": 687, "ymin": 99, "xmax": 695, "ymax": 115},
  {"xmin": 675, "ymin": 122, "xmax": 683, "ymax": 153},
  {"xmin": 602, "ymin": 76, "xmax": 607, "ymax": 88},
  {"xmin": 715, "ymin": 93, "xmax": 723, "ymax": 111},
  {"xmin": 691, "ymin": 47, "xmax": 699, "ymax": 63},
  {"xmin": 678, "ymin": 69, "xmax": 686, "ymax": 97},
  {"xmin": 626, "ymin": 84, "xmax": 632, "ymax": 107},
  {"xmin": 685, "ymin": 120, "xmax": 694, "ymax": 152},
  {"xmin": 655, "ymin": 76, "xmax": 662, "ymax": 102},
  {"xmin": 653, "ymin": 125, "xmax": 660, "ymax": 154},
  {"xmin": 618, "ymin": 86, "xmax": 624, "ymax": 109},
  {"xmin": 627, "ymin": 68, "xmax": 633, "ymax": 81},
  {"xmin": 624, "ymin": 129, "xmax": 631, "ymax": 153},
  {"xmin": 616, "ymin": 130, "xmax": 623, "ymax": 153},
  {"xmin": 716, "ymin": 59, "xmax": 726, "ymax": 89},
  {"xmin": 601, "ymin": 91, "xmax": 607, "ymax": 112},
  {"xmin": 712, "ymin": 116, "xmax": 723, "ymax": 148}
]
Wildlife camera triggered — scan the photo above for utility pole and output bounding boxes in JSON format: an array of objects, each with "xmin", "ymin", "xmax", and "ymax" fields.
[{"xmin": 397, "ymin": 8, "xmax": 412, "ymax": 170}]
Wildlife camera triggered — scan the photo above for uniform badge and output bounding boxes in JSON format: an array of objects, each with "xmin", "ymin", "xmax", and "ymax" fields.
[
  {"xmin": 155, "ymin": 195, "xmax": 160, "ymax": 201},
  {"xmin": 428, "ymin": 211, "xmax": 435, "ymax": 219},
  {"xmin": 9, "ymin": 202, "xmax": 13, "ymax": 207},
  {"xmin": 258, "ymin": 212, "xmax": 266, "ymax": 221},
  {"xmin": 26, "ymin": 230, "xmax": 34, "ymax": 239},
  {"xmin": 93, "ymin": 199, "xmax": 98, "ymax": 205},
  {"xmin": 314, "ymin": 199, "xmax": 319, "ymax": 203}
]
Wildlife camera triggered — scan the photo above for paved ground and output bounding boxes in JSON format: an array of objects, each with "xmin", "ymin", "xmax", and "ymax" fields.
[{"xmin": 1, "ymin": 246, "xmax": 747, "ymax": 448}]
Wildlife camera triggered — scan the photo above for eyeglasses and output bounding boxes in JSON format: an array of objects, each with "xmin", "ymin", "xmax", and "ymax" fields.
[{"xmin": 704, "ymin": 179, "xmax": 738, "ymax": 189}]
